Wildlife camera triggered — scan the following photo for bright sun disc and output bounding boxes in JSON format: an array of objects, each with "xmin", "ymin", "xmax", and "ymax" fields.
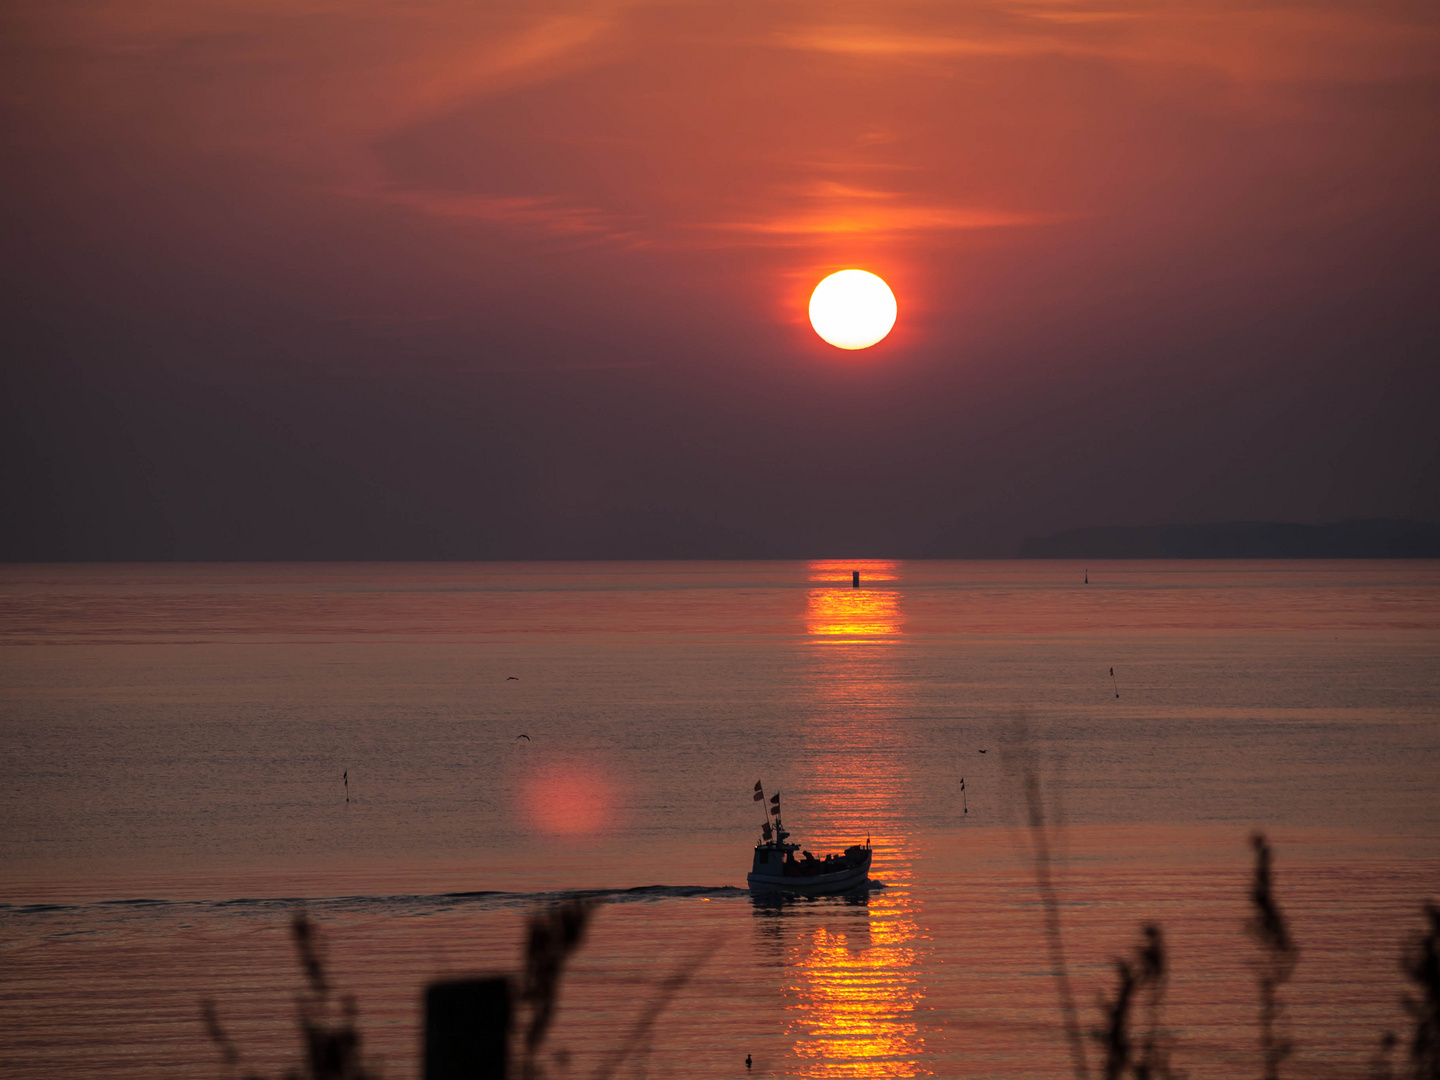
[{"xmin": 808, "ymin": 269, "xmax": 897, "ymax": 350}]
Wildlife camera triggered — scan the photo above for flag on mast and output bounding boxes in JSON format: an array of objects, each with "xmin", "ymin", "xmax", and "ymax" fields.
[{"xmin": 754, "ymin": 780, "xmax": 764, "ymax": 801}]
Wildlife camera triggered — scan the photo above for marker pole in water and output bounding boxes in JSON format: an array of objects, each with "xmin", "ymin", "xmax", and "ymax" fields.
[
  {"xmin": 853, "ymin": 570, "xmax": 860, "ymax": 588},
  {"xmin": 344, "ymin": 769, "xmax": 349, "ymax": 803},
  {"xmin": 961, "ymin": 777, "xmax": 967, "ymax": 815},
  {"xmin": 1110, "ymin": 667, "xmax": 1119, "ymax": 699}
]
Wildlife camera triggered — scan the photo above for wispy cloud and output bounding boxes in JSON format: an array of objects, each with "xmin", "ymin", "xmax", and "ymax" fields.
[
  {"xmin": 406, "ymin": 14, "xmax": 620, "ymax": 114},
  {"xmin": 770, "ymin": 28, "xmax": 1074, "ymax": 60},
  {"xmin": 702, "ymin": 204, "xmax": 1056, "ymax": 245},
  {"xmin": 770, "ymin": 2, "xmax": 1440, "ymax": 83},
  {"xmin": 375, "ymin": 189, "xmax": 639, "ymax": 245}
]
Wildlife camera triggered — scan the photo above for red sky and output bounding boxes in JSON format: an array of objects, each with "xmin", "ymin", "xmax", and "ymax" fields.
[{"xmin": 2, "ymin": 0, "xmax": 1437, "ymax": 557}]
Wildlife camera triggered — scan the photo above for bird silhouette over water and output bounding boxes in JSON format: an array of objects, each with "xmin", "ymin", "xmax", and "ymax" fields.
[
  {"xmin": 516, "ymin": 734, "xmax": 530, "ymax": 741},
  {"xmin": 746, "ymin": 1054, "xmax": 752, "ymax": 1069},
  {"xmin": 978, "ymin": 749, "xmax": 987, "ymax": 754},
  {"xmin": 506, "ymin": 676, "xmax": 519, "ymax": 680}
]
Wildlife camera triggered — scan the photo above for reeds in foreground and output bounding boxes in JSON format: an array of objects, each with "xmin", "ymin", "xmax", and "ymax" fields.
[
  {"xmin": 203, "ymin": 895, "xmax": 715, "ymax": 1080},
  {"xmin": 1092, "ymin": 923, "xmax": 1176, "ymax": 1080},
  {"xmin": 1005, "ymin": 719, "xmax": 1090, "ymax": 1080},
  {"xmin": 1402, "ymin": 904, "xmax": 1440, "ymax": 1079},
  {"xmin": 202, "ymin": 911, "xmax": 378, "ymax": 1080},
  {"xmin": 519, "ymin": 898, "xmax": 594, "ymax": 1080},
  {"xmin": 1246, "ymin": 832, "xmax": 1299, "ymax": 1080}
]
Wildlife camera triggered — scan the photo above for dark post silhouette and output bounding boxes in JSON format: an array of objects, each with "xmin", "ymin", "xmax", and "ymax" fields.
[
  {"xmin": 853, "ymin": 570, "xmax": 860, "ymax": 588},
  {"xmin": 425, "ymin": 977, "xmax": 510, "ymax": 1080}
]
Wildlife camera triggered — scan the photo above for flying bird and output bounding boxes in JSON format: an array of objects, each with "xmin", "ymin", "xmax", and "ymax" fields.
[
  {"xmin": 978, "ymin": 749, "xmax": 987, "ymax": 754},
  {"xmin": 506, "ymin": 676, "xmax": 519, "ymax": 681},
  {"xmin": 515, "ymin": 734, "xmax": 530, "ymax": 741}
]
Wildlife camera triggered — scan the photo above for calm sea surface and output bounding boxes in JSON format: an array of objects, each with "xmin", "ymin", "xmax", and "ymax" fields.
[{"xmin": 1, "ymin": 561, "xmax": 1438, "ymax": 1078}]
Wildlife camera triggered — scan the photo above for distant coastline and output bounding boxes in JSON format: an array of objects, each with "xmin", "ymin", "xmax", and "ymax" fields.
[{"xmin": 1018, "ymin": 518, "xmax": 1440, "ymax": 559}]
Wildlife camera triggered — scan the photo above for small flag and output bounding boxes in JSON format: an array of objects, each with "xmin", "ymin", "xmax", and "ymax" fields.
[
  {"xmin": 754, "ymin": 781, "xmax": 762, "ymax": 792},
  {"xmin": 1110, "ymin": 668, "xmax": 1114, "ymax": 677},
  {"xmin": 770, "ymin": 793, "xmax": 780, "ymax": 804},
  {"xmin": 770, "ymin": 805, "xmax": 782, "ymax": 816},
  {"xmin": 762, "ymin": 821, "xmax": 772, "ymax": 839},
  {"xmin": 754, "ymin": 790, "xmax": 763, "ymax": 801}
]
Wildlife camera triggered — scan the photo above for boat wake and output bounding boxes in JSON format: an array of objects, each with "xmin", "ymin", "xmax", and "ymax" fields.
[{"xmin": 0, "ymin": 883, "xmax": 761, "ymax": 929}]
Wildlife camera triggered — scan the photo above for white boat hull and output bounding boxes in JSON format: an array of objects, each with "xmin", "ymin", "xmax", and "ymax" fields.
[{"xmin": 746, "ymin": 851, "xmax": 871, "ymax": 895}]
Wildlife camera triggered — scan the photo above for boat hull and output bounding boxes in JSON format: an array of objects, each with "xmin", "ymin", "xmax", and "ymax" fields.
[{"xmin": 746, "ymin": 852, "xmax": 871, "ymax": 895}]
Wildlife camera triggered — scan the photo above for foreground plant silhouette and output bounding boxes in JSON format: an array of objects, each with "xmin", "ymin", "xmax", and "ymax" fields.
[
  {"xmin": 1402, "ymin": 904, "xmax": 1440, "ymax": 1080},
  {"xmin": 203, "ymin": 911, "xmax": 378, "ymax": 1080},
  {"xmin": 1247, "ymin": 832, "xmax": 1299, "ymax": 1080},
  {"xmin": 1092, "ymin": 924, "xmax": 1176, "ymax": 1080},
  {"xmin": 519, "ymin": 898, "xmax": 593, "ymax": 1080},
  {"xmin": 1005, "ymin": 719, "xmax": 1090, "ymax": 1080},
  {"xmin": 204, "ymin": 896, "xmax": 714, "ymax": 1079}
]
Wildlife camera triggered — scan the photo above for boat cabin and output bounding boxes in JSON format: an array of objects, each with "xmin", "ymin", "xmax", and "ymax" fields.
[{"xmin": 752, "ymin": 833, "xmax": 868, "ymax": 879}]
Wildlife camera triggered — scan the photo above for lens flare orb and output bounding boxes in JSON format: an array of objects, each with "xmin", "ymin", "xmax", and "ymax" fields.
[
  {"xmin": 808, "ymin": 270, "xmax": 898, "ymax": 350},
  {"xmin": 521, "ymin": 762, "xmax": 615, "ymax": 835}
]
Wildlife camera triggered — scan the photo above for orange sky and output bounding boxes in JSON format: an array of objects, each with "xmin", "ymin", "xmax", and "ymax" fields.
[{"xmin": 2, "ymin": 0, "xmax": 1437, "ymax": 556}]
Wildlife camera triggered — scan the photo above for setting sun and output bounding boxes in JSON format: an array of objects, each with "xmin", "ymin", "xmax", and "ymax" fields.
[{"xmin": 809, "ymin": 270, "xmax": 898, "ymax": 350}]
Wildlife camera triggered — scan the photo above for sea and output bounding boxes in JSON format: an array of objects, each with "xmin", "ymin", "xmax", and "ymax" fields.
[{"xmin": 1, "ymin": 560, "xmax": 1437, "ymax": 1079}]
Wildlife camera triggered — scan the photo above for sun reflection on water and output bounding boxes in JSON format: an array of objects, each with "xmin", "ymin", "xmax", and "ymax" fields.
[
  {"xmin": 783, "ymin": 886, "xmax": 926, "ymax": 1078},
  {"xmin": 806, "ymin": 561, "xmax": 903, "ymax": 639},
  {"xmin": 760, "ymin": 559, "xmax": 925, "ymax": 1077}
]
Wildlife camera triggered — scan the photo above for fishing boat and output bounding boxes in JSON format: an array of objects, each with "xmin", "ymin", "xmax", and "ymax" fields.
[{"xmin": 746, "ymin": 782, "xmax": 872, "ymax": 895}]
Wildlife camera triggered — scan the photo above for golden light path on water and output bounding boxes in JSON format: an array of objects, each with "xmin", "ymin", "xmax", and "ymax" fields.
[
  {"xmin": 778, "ymin": 560, "xmax": 925, "ymax": 1077},
  {"xmin": 805, "ymin": 560, "xmax": 903, "ymax": 638}
]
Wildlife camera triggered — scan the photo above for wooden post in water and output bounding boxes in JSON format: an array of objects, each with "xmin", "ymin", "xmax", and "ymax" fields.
[{"xmin": 853, "ymin": 570, "xmax": 860, "ymax": 588}]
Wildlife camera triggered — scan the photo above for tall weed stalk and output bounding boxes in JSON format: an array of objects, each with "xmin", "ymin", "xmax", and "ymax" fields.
[{"xmin": 1246, "ymin": 832, "xmax": 1298, "ymax": 1080}]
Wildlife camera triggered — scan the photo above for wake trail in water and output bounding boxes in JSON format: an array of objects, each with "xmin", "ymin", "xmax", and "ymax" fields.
[{"xmin": 0, "ymin": 884, "xmax": 753, "ymax": 928}]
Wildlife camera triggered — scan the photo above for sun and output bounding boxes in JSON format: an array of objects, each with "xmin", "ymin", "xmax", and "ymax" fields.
[{"xmin": 808, "ymin": 270, "xmax": 897, "ymax": 350}]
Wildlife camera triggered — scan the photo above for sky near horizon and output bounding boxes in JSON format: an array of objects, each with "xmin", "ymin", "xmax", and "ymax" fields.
[{"xmin": 2, "ymin": 0, "xmax": 1437, "ymax": 558}]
